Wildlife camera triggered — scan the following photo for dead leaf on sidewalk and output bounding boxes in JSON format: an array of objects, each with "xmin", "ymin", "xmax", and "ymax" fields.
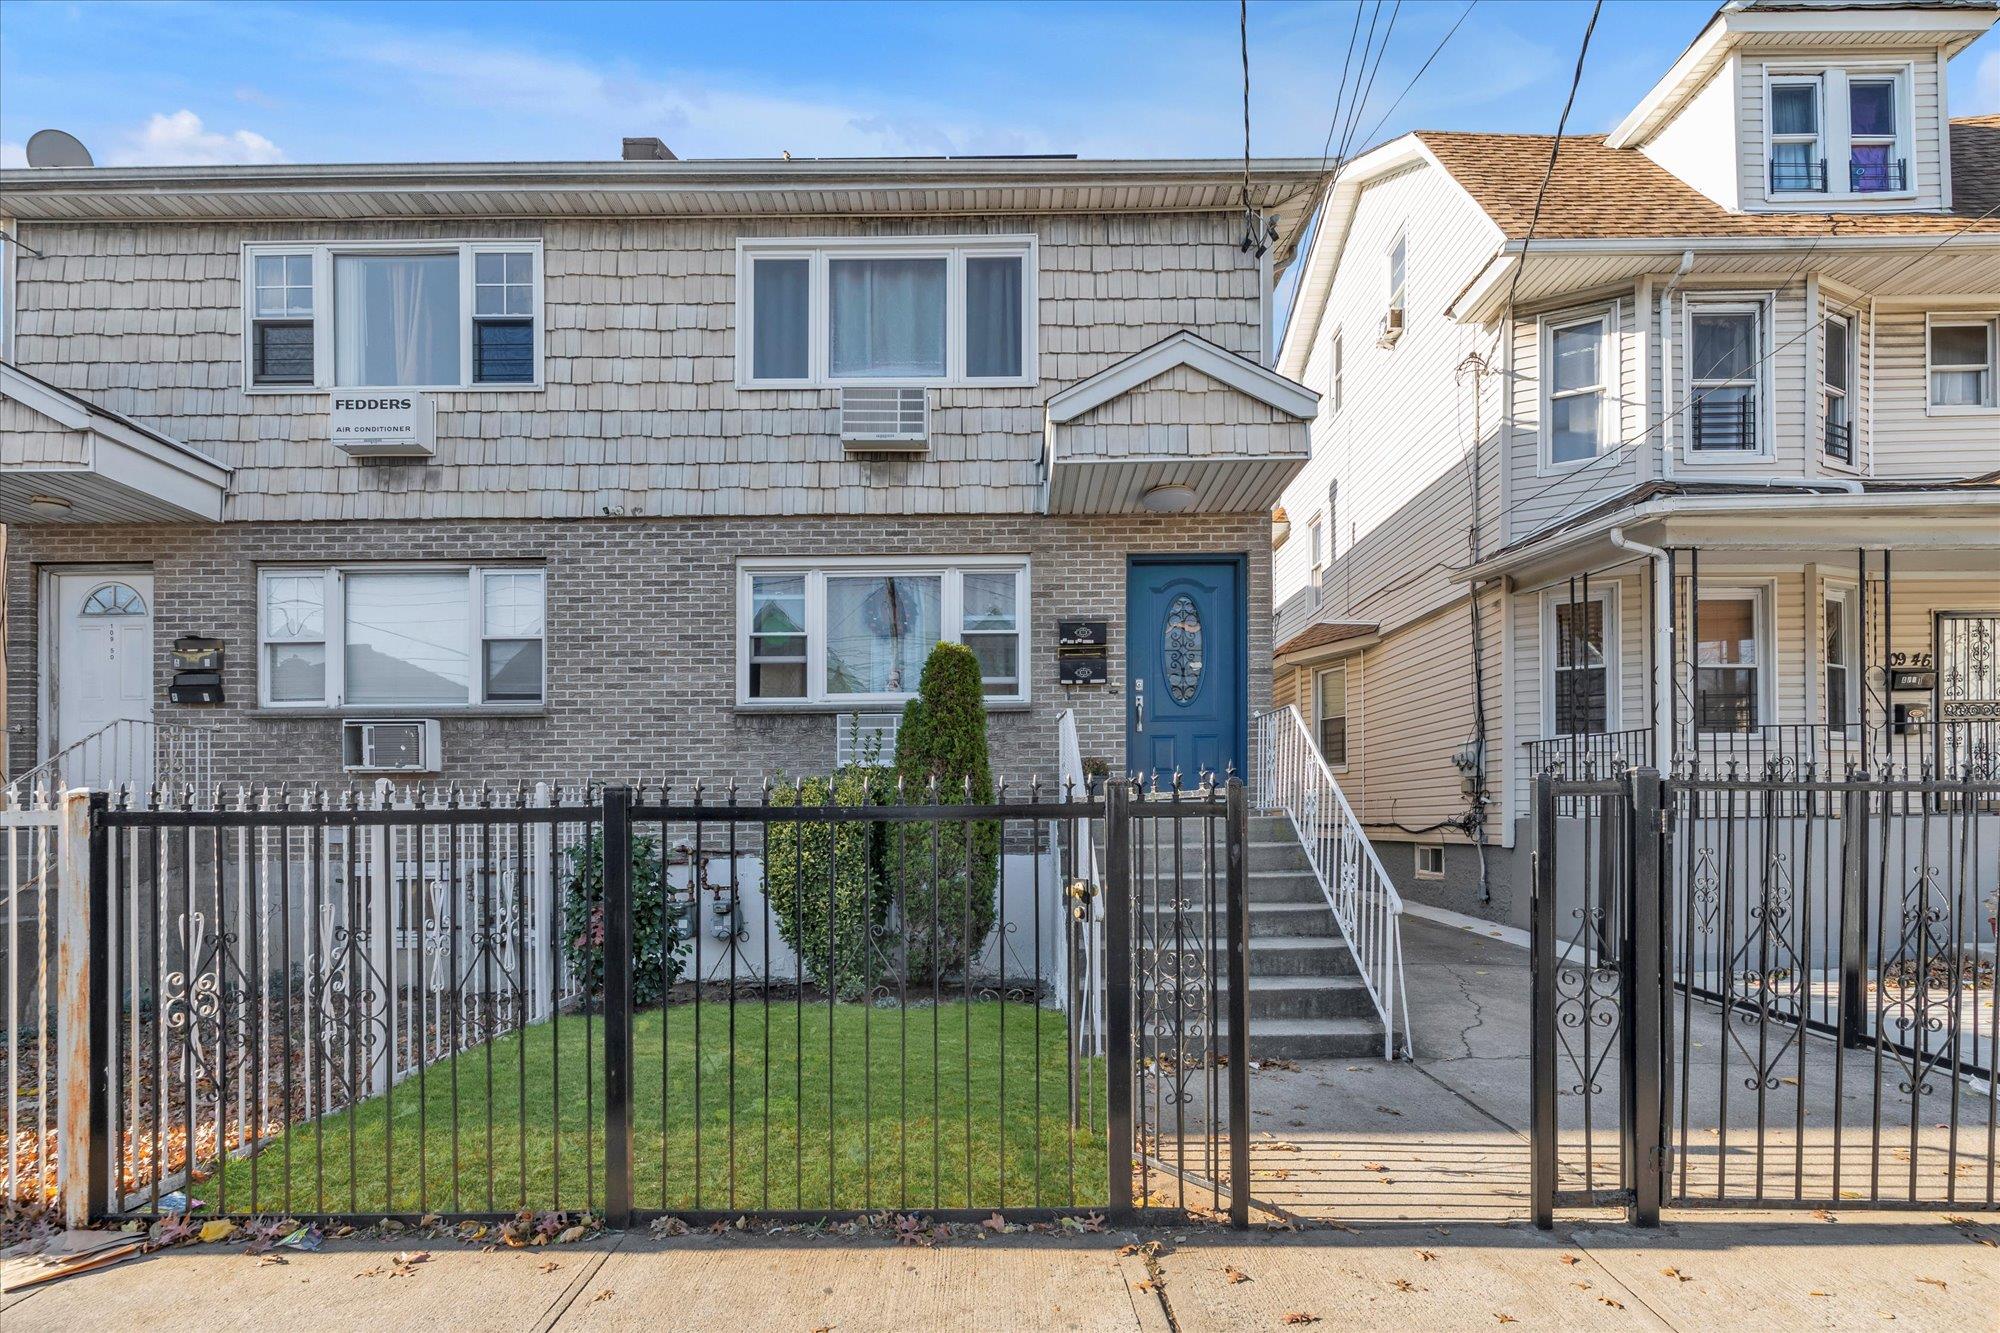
[
  {"xmin": 1281, "ymin": 1313, "xmax": 1320, "ymax": 1325},
  {"xmin": 537, "ymin": 1260, "xmax": 562, "ymax": 1274},
  {"xmin": 1916, "ymin": 1277, "xmax": 1947, "ymax": 1290},
  {"xmin": 1662, "ymin": 1267, "xmax": 1692, "ymax": 1282},
  {"xmin": 1494, "ymin": 1315, "xmax": 1518, "ymax": 1325},
  {"xmin": 1416, "ymin": 1250, "xmax": 1438, "ymax": 1261},
  {"xmin": 981, "ymin": 1212, "xmax": 1009, "ymax": 1234},
  {"xmin": 1599, "ymin": 1296, "xmax": 1625, "ymax": 1309},
  {"xmin": 1224, "ymin": 1265, "xmax": 1250, "ymax": 1284},
  {"xmin": 1391, "ymin": 1278, "xmax": 1418, "ymax": 1293},
  {"xmin": 590, "ymin": 1288, "xmax": 614, "ymax": 1303},
  {"xmin": 1559, "ymin": 1253, "xmax": 1582, "ymax": 1266}
]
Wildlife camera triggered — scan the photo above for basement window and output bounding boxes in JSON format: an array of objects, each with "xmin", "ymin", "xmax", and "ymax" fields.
[{"xmin": 1415, "ymin": 844, "xmax": 1445, "ymax": 880}]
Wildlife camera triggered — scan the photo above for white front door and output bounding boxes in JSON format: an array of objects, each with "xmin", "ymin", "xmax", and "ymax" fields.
[{"xmin": 51, "ymin": 572, "xmax": 154, "ymax": 794}]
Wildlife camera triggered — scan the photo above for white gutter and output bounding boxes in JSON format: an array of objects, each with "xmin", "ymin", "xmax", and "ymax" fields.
[{"xmin": 1610, "ymin": 527, "xmax": 1675, "ymax": 774}]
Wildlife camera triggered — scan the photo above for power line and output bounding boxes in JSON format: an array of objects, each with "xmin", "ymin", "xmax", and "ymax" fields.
[
  {"xmin": 1316, "ymin": 1, "xmax": 1371, "ymax": 180},
  {"xmin": 1499, "ymin": 0, "xmax": 1602, "ymax": 321},
  {"xmin": 1348, "ymin": 0, "xmax": 1479, "ymax": 156},
  {"xmin": 1334, "ymin": 0, "xmax": 1403, "ymax": 176}
]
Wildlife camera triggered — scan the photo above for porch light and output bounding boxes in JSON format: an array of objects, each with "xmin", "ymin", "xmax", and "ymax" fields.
[
  {"xmin": 1141, "ymin": 484, "xmax": 1196, "ymax": 513},
  {"xmin": 27, "ymin": 494, "xmax": 73, "ymax": 516}
]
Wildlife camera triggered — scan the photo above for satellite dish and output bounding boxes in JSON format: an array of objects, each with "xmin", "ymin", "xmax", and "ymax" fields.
[{"xmin": 25, "ymin": 129, "xmax": 94, "ymax": 169}]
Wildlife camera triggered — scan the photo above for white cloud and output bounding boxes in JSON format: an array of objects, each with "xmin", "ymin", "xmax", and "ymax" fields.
[
  {"xmin": 0, "ymin": 140, "xmax": 26, "ymax": 169},
  {"xmin": 109, "ymin": 110, "xmax": 284, "ymax": 166},
  {"xmin": 1974, "ymin": 48, "xmax": 2000, "ymax": 114}
]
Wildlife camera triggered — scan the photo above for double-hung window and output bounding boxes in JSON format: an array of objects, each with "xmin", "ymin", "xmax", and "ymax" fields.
[
  {"xmin": 1548, "ymin": 592, "xmax": 1613, "ymax": 736},
  {"xmin": 1545, "ymin": 312, "xmax": 1609, "ymax": 465},
  {"xmin": 258, "ymin": 565, "xmax": 546, "ymax": 708},
  {"xmin": 243, "ymin": 241, "xmax": 543, "ymax": 390},
  {"xmin": 1383, "ymin": 234, "xmax": 1407, "ymax": 338},
  {"xmin": 1315, "ymin": 665, "xmax": 1348, "ymax": 766},
  {"xmin": 1822, "ymin": 311, "xmax": 1854, "ymax": 462},
  {"xmin": 1847, "ymin": 77, "xmax": 1900, "ymax": 192},
  {"xmin": 1823, "ymin": 589, "xmax": 1857, "ymax": 730},
  {"xmin": 1687, "ymin": 303, "xmax": 1761, "ymax": 453},
  {"xmin": 1695, "ymin": 591, "xmax": 1765, "ymax": 733},
  {"xmin": 739, "ymin": 558, "xmax": 1029, "ymax": 706},
  {"xmin": 1768, "ymin": 79, "xmax": 1824, "ymax": 192},
  {"xmin": 1928, "ymin": 317, "xmax": 1997, "ymax": 410},
  {"xmin": 738, "ymin": 237, "xmax": 1035, "ymax": 387},
  {"xmin": 1308, "ymin": 516, "xmax": 1326, "ymax": 593},
  {"xmin": 1330, "ymin": 331, "xmax": 1344, "ymax": 412}
]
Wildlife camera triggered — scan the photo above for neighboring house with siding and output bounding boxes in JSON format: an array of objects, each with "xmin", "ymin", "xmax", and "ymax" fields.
[
  {"xmin": 0, "ymin": 151, "xmax": 1323, "ymax": 796},
  {"xmin": 1270, "ymin": 0, "xmax": 2000, "ymax": 927}
]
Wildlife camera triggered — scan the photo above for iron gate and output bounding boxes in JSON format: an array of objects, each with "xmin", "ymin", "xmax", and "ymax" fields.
[
  {"xmin": 1533, "ymin": 767, "xmax": 2000, "ymax": 1227},
  {"xmin": 74, "ymin": 777, "xmax": 1250, "ymax": 1228}
]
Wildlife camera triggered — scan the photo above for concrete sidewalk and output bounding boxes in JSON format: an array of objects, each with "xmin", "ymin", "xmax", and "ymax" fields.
[{"xmin": 7, "ymin": 1209, "xmax": 1997, "ymax": 1331}]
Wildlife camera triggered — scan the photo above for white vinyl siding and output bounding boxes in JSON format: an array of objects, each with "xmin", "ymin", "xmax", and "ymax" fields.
[
  {"xmin": 1869, "ymin": 309, "xmax": 2000, "ymax": 475},
  {"xmin": 1741, "ymin": 55, "xmax": 1943, "ymax": 211}
]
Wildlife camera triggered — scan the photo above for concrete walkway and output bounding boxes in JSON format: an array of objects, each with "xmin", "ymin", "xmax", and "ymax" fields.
[{"xmin": 8, "ymin": 914, "xmax": 1998, "ymax": 1330}]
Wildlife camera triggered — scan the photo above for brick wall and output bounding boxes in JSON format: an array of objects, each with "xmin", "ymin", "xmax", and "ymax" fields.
[{"xmin": 5, "ymin": 514, "xmax": 1270, "ymax": 789}]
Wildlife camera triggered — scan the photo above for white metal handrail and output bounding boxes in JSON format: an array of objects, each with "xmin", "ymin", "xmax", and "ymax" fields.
[
  {"xmin": 1255, "ymin": 704, "xmax": 1412, "ymax": 1059},
  {"xmin": 5, "ymin": 719, "xmax": 212, "ymax": 807},
  {"xmin": 1057, "ymin": 708, "xmax": 1107, "ymax": 1056}
]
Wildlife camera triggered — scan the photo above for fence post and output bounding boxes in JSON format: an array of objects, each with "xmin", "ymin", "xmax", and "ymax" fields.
[
  {"xmin": 1224, "ymin": 778, "xmax": 1252, "ymax": 1229},
  {"xmin": 1837, "ymin": 784, "xmax": 1869, "ymax": 1049},
  {"xmin": 55, "ymin": 790, "xmax": 108, "ymax": 1226},
  {"xmin": 1103, "ymin": 778, "xmax": 1135, "ymax": 1224},
  {"xmin": 1529, "ymin": 772, "xmax": 1557, "ymax": 1231},
  {"xmin": 1626, "ymin": 770, "xmax": 1665, "ymax": 1228},
  {"xmin": 601, "ymin": 785, "xmax": 635, "ymax": 1228}
]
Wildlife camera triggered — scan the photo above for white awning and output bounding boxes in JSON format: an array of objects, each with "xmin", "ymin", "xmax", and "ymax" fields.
[{"xmin": 1, "ymin": 364, "xmax": 230, "ymax": 524}]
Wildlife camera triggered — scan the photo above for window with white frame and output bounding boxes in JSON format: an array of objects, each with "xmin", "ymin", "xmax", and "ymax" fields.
[
  {"xmin": 1547, "ymin": 590, "xmax": 1613, "ymax": 736},
  {"xmin": 1308, "ymin": 515, "xmax": 1326, "ymax": 591},
  {"xmin": 1330, "ymin": 330, "xmax": 1344, "ymax": 412},
  {"xmin": 258, "ymin": 565, "xmax": 545, "ymax": 708},
  {"xmin": 1822, "ymin": 588, "xmax": 1857, "ymax": 729},
  {"xmin": 1846, "ymin": 76, "xmax": 1900, "ymax": 192},
  {"xmin": 1928, "ymin": 318, "xmax": 1996, "ymax": 410},
  {"xmin": 1315, "ymin": 665, "xmax": 1348, "ymax": 766},
  {"xmin": 1695, "ymin": 590, "xmax": 1765, "ymax": 733},
  {"xmin": 1768, "ymin": 78, "xmax": 1824, "ymax": 191},
  {"xmin": 1687, "ymin": 303, "xmax": 1761, "ymax": 452},
  {"xmin": 737, "ymin": 237, "xmax": 1034, "ymax": 387},
  {"xmin": 242, "ymin": 241, "xmax": 543, "ymax": 390},
  {"xmin": 1415, "ymin": 844, "xmax": 1444, "ymax": 879},
  {"xmin": 739, "ymin": 558, "xmax": 1029, "ymax": 705},
  {"xmin": 1385, "ymin": 234, "xmax": 1407, "ymax": 329},
  {"xmin": 1545, "ymin": 312, "xmax": 1609, "ymax": 465},
  {"xmin": 1822, "ymin": 310, "xmax": 1855, "ymax": 462}
]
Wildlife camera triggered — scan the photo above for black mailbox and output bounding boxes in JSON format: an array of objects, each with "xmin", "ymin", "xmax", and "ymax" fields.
[
  {"xmin": 170, "ymin": 635, "xmax": 225, "ymax": 705},
  {"xmin": 1057, "ymin": 619, "xmax": 1109, "ymax": 685}
]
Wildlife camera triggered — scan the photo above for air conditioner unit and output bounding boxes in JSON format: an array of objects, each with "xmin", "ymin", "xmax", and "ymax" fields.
[
  {"xmin": 1376, "ymin": 307, "xmax": 1405, "ymax": 347},
  {"xmin": 342, "ymin": 718, "xmax": 442, "ymax": 774},
  {"xmin": 839, "ymin": 386, "xmax": 928, "ymax": 450}
]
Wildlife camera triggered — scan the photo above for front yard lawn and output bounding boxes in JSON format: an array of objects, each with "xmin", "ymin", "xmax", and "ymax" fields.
[{"xmin": 217, "ymin": 998, "xmax": 1106, "ymax": 1216}]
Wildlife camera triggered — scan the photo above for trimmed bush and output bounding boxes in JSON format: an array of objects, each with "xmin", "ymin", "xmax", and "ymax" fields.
[
  {"xmin": 763, "ymin": 765, "xmax": 895, "ymax": 997},
  {"xmin": 561, "ymin": 831, "xmax": 683, "ymax": 1005},
  {"xmin": 894, "ymin": 641, "xmax": 1000, "ymax": 981}
]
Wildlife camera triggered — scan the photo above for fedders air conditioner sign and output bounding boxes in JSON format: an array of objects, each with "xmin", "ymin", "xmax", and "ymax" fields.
[{"xmin": 329, "ymin": 392, "xmax": 437, "ymax": 458}]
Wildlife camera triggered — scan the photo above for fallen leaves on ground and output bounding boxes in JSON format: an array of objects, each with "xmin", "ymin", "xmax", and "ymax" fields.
[
  {"xmin": 1416, "ymin": 1250, "xmax": 1438, "ymax": 1261},
  {"xmin": 1559, "ymin": 1254, "xmax": 1582, "ymax": 1266},
  {"xmin": 1662, "ymin": 1267, "xmax": 1692, "ymax": 1283},
  {"xmin": 390, "ymin": 1250, "xmax": 430, "ymax": 1278},
  {"xmin": 1916, "ymin": 1277, "xmax": 1948, "ymax": 1290},
  {"xmin": 1391, "ymin": 1278, "xmax": 1417, "ymax": 1293},
  {"xmin": 590, "ymin": 1288, "xmax": 614, "ymax": 1303},
  {"xmin": 1598, "ymin": 1296, "xmax": 1625, "ymax": 1309},
  {"xmin": 1281, "ymin": 1313, "xmax": 1320, "ymax": 1325},
  {"xmin": 1224, "ymin": 1265, "xmax": 1250, "ymax": 1284},
  {"xmin": 1494, "ymin": 1314, "xmax": 1518, "ymax": 1324},
  {"xmin": 537, "ymin": 1260, "xmax": 562, "ymax": 1273}
]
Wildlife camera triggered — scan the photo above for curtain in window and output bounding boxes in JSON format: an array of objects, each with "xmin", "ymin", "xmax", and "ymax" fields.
[
  {"xmin": 829, "ymin": 257, "xmax": 946, "ymax": 377},
  {"xmin": 344, "ymin": 572, "xmax": 470, "ymax": 705},
  {"xmin": 825, "ymin": 575, "xmax": 941, "ymax": 694},
  {"xmin": 335, "ymin": 253, "xmax": 461, "ymax": 387},
  {"xmin": 965, "ymin": 255, "xmax": 1023, "ymax": 378},
  {"xmin": 752, "ymin": 258, "xmax": 810, "ymax": 380}
]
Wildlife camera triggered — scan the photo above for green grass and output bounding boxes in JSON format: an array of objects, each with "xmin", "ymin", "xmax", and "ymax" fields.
[{"xmin": 216, "ymin": 1000, "xmax": 1107, "ymax": 1217}]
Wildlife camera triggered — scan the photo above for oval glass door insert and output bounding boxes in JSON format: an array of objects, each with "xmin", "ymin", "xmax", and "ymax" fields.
[{"xmin": 1163, "ymin": 594, "xmax": 1203, "ymax": 702}]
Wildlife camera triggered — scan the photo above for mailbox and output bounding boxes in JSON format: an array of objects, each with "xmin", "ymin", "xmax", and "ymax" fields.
[
  {"xmin": 1057, "ymin": 619, "xmax": 1109, "ymax": 686},
  {"xmin": 170, "ymin": 635, "xmax": 225, "ymax": 705}
]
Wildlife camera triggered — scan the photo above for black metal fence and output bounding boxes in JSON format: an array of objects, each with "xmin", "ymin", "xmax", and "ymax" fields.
[
  {"xmin": 77, "ymin": 777, "xmax": 1250, "ymax": 1228},
  {"xmin": 1533, "ymin": 767, "xmax": 2000, "ymax": 1227}
]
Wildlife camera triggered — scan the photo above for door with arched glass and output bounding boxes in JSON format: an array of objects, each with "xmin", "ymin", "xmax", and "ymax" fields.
[{"xmin": 51, "ymin": 571, "xmax": 155, "ymax": 794}]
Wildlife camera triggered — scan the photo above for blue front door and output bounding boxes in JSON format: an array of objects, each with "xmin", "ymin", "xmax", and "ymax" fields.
[{"xmin": 1126, "ymin": 558, "xmax": 1245, "ymax": 785}]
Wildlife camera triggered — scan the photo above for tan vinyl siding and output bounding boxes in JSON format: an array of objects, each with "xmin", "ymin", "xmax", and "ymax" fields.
[{"xmin": 9, "ymin": 213, "xmax": 1265, "ymax": 523}]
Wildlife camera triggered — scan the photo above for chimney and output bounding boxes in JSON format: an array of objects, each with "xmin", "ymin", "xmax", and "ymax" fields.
[{"xmin": 621, "ymin": 137, "xmax": 676, "ymax": 162}]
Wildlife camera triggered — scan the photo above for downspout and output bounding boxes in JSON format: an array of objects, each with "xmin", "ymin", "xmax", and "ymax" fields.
[{"xmin": 1610, "ymin": 526, "xmax": 1674, "ymax": 774}]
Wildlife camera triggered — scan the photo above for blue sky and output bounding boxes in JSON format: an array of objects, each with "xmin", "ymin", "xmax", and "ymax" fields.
[{"xmin": 3, "ymin": 1, "xmax": 1998, "ymax": 168}]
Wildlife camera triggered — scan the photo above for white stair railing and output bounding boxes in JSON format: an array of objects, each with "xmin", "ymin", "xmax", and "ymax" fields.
[
  {"xmin": 1057, "ymin": 708, "xmax": 1107, "ymax": 1056},
  {"xmin": 4, "ymin": 718, "xmax": 213, "ymax": 808},
  {"xmin": 1256, "ymin": 705, "xmax": 1412, "ymax": 1059}
]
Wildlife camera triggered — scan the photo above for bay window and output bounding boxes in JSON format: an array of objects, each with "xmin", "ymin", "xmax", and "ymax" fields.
[
  {"xmin": 242, "ymin": 240, "xmax": 543, "ymax": 391},
  {"xmin": 738, "ymin": 558, "xmax": 1030, "ymax": 705},
  {"xmin": 259, "ymin": 565, "xmax": 545, "ymax": 708},
  {"xmin": 738, "ymin": 236, "xmax": 1035, "ymax": 387},
  {"xmin": 1928, "ymin": 317, "xmax": 1996, "ymax": 410}
]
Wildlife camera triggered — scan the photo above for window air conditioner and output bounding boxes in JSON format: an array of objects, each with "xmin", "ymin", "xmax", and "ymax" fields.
[
  {"xmin": 839, "ymin": 386, "xmax": 929, "ymax": 450},
  {"xmin": 1377, "ymin": 307, "xmax": 1405, "ymax": 347},
  {"xmin": 342, "ymin": 718, "xmax": 442, "ymax": 774}
]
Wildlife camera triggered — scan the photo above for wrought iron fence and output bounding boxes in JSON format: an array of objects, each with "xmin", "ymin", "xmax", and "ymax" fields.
[
  {"xmin": 3, "ymin": 791, "xmax": 63, "ymax": 1209},
  {"xmin": 1533, "ymin": 767, "xmax": 2000, "ymax": 1227},
  {"xmin": 68, "ymin": 776, "xmax": 1250, "ymax": 1228}
]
